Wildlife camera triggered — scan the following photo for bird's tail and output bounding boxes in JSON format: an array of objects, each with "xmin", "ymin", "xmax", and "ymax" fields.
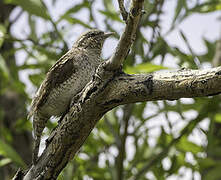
[
  {"xmin": 32, "ymin": 136, "xmax": 41, "ymax": 164},
  {"xmin": 32, "ymin": 115, "xmax": 48, "ymax": 164}
]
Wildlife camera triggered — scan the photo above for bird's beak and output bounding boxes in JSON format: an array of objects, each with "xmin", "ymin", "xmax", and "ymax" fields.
[{"xmin": 103, "ymin": 32, "xmax": 115, "ymax": 38}]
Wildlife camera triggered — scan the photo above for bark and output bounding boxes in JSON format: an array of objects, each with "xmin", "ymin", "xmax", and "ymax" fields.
[
  {"xmin": 106, "ymin": 0, "xmax": 143, "ymax": 70},
  {"xmin": 22, "ymin": 62, "xmax": 221, "ymax": 179}
]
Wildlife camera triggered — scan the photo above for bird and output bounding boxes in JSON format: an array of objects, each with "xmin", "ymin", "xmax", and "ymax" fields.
[{"xmin": 28, "ymin": 29, "xmax": 114, "ymax": 164}]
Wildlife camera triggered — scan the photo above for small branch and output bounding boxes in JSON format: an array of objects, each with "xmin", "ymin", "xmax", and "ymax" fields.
[
  {"xmin": 116, "ymin": 104, "xmax": 134, "ymax": 180},
  {"xmin": 10, "ymin": 9, "xmax": 23, "ymax": 26},
  {"xmin": 179, "ymin": 30, "xmax": 201, "ymax": 68},
  {"xmin": 118, "ymin": 0, "xmax": 128, "ymax": 21},
  {"xmin": 106, "ymin": 0, "xmax": 144, "ymax": 70},
  {"xmin": 147, "ymin": 0, "xmax": 164, "ymax": 56},
  {"xmin": 50, "ymin": 19, "xmax": 68, "ymax": 51},
  {"xmin": 104, "ymin": 115, "xmax": 121, "ymax": 146},
  {"xmin": 89, "ymin": 4, "xmax": 99, "ymax": 28},
  {"xmin": 4, "ymin": 35, "xmax": 62, "ymax": 51},
  {"xmin": 212, "ymin": 38, "xmax": 221, "ymax": 67},
  {"xmin": 40, "ymin": 0, "xmax": 68, "ymax": 51}
]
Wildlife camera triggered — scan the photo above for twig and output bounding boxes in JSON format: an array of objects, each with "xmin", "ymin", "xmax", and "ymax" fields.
[
  {"xmin": 104, "ymin": 115, "xmax": 121, "ymax": 146},
  {"xmin": 148, "ymin": 0, "xmax": 164, "ymax": 56},
  {"xmin": 89, "ymin": 4, "xmax": 99, "ymax": 29},
  {"xmin": 106, "ymin": 0, "xmax": 144, "ymax": 70},
  {"xmin": 9, "ymin": 9, "xmax": 23, "ymax": 26},
  {"xmin": 118, "ymin": 0, "xmax": 128, "ymax": 21},
  {"xmin": 40, "ymin": 0, "xmax": 69, "ymax": 51},
  {"xmin": 4, "ymin": 35, "xmax": 62, "ymax": 50},
  {"xmin": 212, "ymin": 38, "xmax": 221, "ymax": 67},
  {"xmin": 116, "ymin": 104, "xmax": 134, "ymax": 180},
  {"xmin": 50, "ymin": 19, "xmax": 68, "ymax": 51},
  {"xmin": 179, "ymin": 30, "xmax": 201, "ymax": 68}
]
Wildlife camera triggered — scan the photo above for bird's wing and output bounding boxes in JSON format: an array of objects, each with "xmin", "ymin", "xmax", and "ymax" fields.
[{"xmin": 28, "ymin": 51, "xmax": 77, "ymax": 118}]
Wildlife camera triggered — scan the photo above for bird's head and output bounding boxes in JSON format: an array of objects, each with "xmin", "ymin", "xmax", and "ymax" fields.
[{"xmin": 74, "ymin": 29, "xmax": 114, "ymax": 54}]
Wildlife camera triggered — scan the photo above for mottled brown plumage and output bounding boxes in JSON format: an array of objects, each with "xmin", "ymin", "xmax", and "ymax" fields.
[{"xmin": 29, "ymin": 29, "xmax": 113, "ymax": 164}]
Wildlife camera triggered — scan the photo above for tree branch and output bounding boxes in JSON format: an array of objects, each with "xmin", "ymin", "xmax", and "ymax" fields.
[
  {"xmin": 212, "ymin": 38, "xmax": 221, "ymax": 67},
  {"xmin": 118, "ymin": 0, "xmax": 128, "ymax": 21},
  {"xmin": 100, "ymin": 66, "xmax": 221, "ymax": 105},
  {"xmin": 116, "ymin": 104, "xmax": 134, "ymax": 180},
  {"xmin": 23, "ymin": 62, "xmax": 221, "ymax": 179},
  {"xmin": 106, "ymin": 0, "xmax": 144, "ymax": 70}
]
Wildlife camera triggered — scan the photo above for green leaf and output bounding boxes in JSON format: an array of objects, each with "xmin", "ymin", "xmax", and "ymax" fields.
[
  {"xmin": 0, "ymin": 24, "xmax": 6, "ymax": 48},
  {"xmin": 28, "ymin": 15, "xmax": 38, "ymax": 41},
  {"xmin": 151, "ymin": 37, "xmax": 168, "ymax": 59},
  {"xmin": 99, "ymin": 10, "xmax": 123, "ymax": 23},
  {"xmin": 103, "ymin": 0, "xmax": 116, "ymax": 13},
  {"xmin": 57, "ymin": 1, "xmax": 90, "ymax": 23},
  {"xmin": 4, "ymin": 0, "xmax": 50, "ymax": 20},
  {"xmin": 168, "ymin": 153, "xmax": 185, "ymax": 174},
  {"xmin": 0, "ymin": 139, "xmax": 26, "ymax": 168},
  {"xmin": 105, "ymin": 109, "xmax": 118, "ymax": 124},
  {"xmin": 208, "ymin": 147, "xmax": 221, "ymax": 159},
  {"xmin": 0, "ymin": 127, "xmax": 13, "ymax": 143},
  {"xmin": 0, "ymin": 55, "xmax": 10, "ymax": 79},
  {"xmin": 61, "ymin": 16, "xmax": 92, "ymax": 29},
  {"xmin": 198, "ymin": 157, "xmax": 216, "ymax": 171},
  {"xmin": 176, "ymin": 136, "xmax": 203, "ymax": 154},
  {"xmin": 0, "ymin": 158, "xmax": 12, "ymax": 167},
  {"xmin": 142, "ymin": 20, "xmax": 158, "ymax": 28},
  {"xmin": 15, "ymin": 118, "xmax": 32, "ymax": 132},
  {"xmin": 58, "ymin": 2, "xmax": 90, "ymax": 22},
  {"xmin": 214, "ymin": 113, "xmax": 221, "ymax": 123},
  {"xmin": 133, "ymin": 102, "xmax": 146, "ymax": 120},
  {"xmin": 124, "ymin": 62, "xmax": 168, "ymax": 74},
  {"xmin": 19, "ymin": 63, "xmax": 46, "ymax": 70},
  {"xmin": 29, "ymin": 73, "xmax": 45, "ymax": 87},
  {"xmin": 172, "ymin": 0, "xmax": 187, "ymax": 25},
  {"xmin": 143, "ymin": 1, "xmax": 156, "ymax": 16},
  {"xmin": 189, "ymin": 1, "xmax": 221, "ymax": 13},
  {"xmin": 198, "ymin": 38, "xmax": 216, "ymax": 63},
  {"xmin": 169, "ymin": 46, "xmax": 195, "ymax": 67},
  {"xmin": 157, "ymin": 127, "xmax": 173, "ymax": 147},
  {"xmin": 204, "ymin": 164, "xmax": 221, "ymax": 180}
]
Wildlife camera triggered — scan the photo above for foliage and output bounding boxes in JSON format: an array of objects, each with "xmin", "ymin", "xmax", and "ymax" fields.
[{"xmin": 0, "ymin": 0, "xmax": 220, "ymax": 179}]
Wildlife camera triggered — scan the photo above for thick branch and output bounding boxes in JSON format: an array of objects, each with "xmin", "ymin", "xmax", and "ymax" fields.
[
  {"xmin": 23, "ymin": 64, "xmax": 221, "ymax": 179},
  {"xmin": 102, "ymin": 67, "xmax": 221, "ymax": 105},
  {"xmin": 106, "ymin": 0, "xmax": 144, "ymax": 70}
]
